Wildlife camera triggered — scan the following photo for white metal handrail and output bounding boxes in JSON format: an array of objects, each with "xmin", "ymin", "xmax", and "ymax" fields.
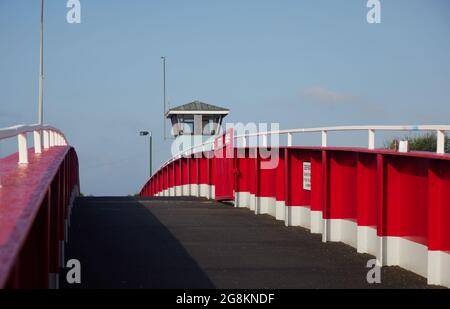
[
  {"xmin": 0, "ymin": 124, "xmax": 68, "ymax": 165},
  {"xmin": 155, "ymin": 124, "xmax": 449, "ymax": 175},
  {"xmin": 234, "ymin": 125, "xmax": 450, "ymax": 154}
]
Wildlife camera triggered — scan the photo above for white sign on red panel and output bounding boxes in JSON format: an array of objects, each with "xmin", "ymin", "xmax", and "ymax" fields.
[{"xmin": 303, "ymin": 162, "xmax": 311, "ymax": 191}]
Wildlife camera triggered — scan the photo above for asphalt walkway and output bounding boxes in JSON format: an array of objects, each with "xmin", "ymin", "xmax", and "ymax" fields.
[{"xmin": 62, "ymin": 196, "xmax": 435, "ymax": 289}]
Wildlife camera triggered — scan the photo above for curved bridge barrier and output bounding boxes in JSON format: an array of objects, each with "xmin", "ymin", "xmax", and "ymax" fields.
[
  {"xmin": 0, "ymin": 125, "xmax": 80, "ymax": 289},
  {"xmin": 141, "ymin": 126, "xmax": 450, "ymax": 288}
]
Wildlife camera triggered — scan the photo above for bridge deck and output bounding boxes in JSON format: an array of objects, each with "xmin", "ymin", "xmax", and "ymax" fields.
[{"xmin": 63, "ymin": 197, "xmax": 434, "ymax": 289}]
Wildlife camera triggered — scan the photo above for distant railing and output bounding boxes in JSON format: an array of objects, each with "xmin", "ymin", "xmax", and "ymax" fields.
[
  {"xmin": 158, "ymin": 125, "xmax": 450, "ymax": 172},
  {"xmin": 0, "ymin": 124, "xmax": 68, "ymax": 164}
]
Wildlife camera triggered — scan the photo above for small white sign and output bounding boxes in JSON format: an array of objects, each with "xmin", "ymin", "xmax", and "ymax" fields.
[{"xmin": 303, "ymin": 162, "xmax": 311, "ymax": 191}]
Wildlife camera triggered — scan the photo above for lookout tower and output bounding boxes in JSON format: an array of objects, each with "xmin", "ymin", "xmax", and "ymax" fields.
[{"xmin": 166, "ymin": 100, "xmax": 229, "ymax": 138}]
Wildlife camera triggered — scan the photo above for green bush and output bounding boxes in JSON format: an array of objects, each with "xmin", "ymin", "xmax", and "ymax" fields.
[{"xmin": 385, "ymin": 132, "xmax": 449, "ymax": 153}]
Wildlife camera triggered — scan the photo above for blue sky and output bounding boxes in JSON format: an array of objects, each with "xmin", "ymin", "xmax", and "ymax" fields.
[{"xmin": 1, "ymin": 0, "xmax": 450, "ymax": 195}]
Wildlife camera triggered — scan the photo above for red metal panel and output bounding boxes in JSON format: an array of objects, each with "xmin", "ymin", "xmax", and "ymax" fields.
[
  {"xmin": 235, "ymin": 150, "xmax": 253, "ymax": 193},
  {"xmin": 356, "ymin": 153, "xmax": 378, "ymax": 227},
  {"xmin": 168, "ymin": 163, "xmax": 174, "ymax": 190},
  {"xmin": 255, "ymin": 149, "xmax": 260, "ymax": 200},
  {"xmin": 287, "ymin": 149, "xmax": 311, "ymax": 206},
  {"xmin": 199, "ymin": 156, "xmax": 209, "ymax": 185},
  {"xmin": 275, "ymin": 148, "xmax": 285, "ymax": 203},
  {"xmin": 181, "ymin": 158, "xmax": 189, "ymax": 186},
  {"xmin": 259, "ymin": 152, "xmax": 276, "ymax": 198},
  {"xmin": 310, "ymin": 151, "xmax": 323, "ymax": 213},
  {"xmin": 428, "ymin": 160, "xmax": 450, "ymax": 252},
  {"xmin": 189, "ymin": 157, "xmax": 199, "ymax": 186},
  {"xmin": 163, "ymin": 166, "xmax": 168, "ymax": 191},
  {"xmin": 328, "ymin": 151, "xmax": 358, "ymax": 220},
  {"xmin": 207, "ymin": 156, "xmax": 213, "ymax": 186},
  {"xmin": 384, "ymin": 156, "xmax": 429, "ymax": 245},
  {"xmin": 322, "ymin": 151, "xmax": 330, "ymax": 220},
  {"xmin": 214, "ymin": 129, "xmax": 235, "ymax": 201},
  {"xmin": 247, "ymin": 148, "xmax": 257, "ymax": 198},
  {"xmin": 376, "ymin": 154, "xmax": 386, "ymax": 237},
  {"xmin": 175, "ymin": 159, "xmax": 182, "ymax": 187}
]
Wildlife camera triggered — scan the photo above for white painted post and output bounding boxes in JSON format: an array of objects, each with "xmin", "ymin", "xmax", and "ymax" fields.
[
  {"xmin": 262, "ymin": 134, "xmax": 268, "ymax": 147},
  {"xmin": 368, "ymin": 129, "xmax": 375, "ymax": 150},
  {"xmin": 49, "ymin": 131, "xmax": 54, "ymax": 147},
  {"xmin": 399, "ymin": 141, "xmax": 409, "ymax": 153},
  {"xmin": 287, "ymin": 133, "xmax": 293, "ymax": 147},
  {"xmin": 242, "ymin": 136, "xmax": 247, "ymax": 148},
  {"xmin": 437, "ymin": 130, "xmax": 446, "ymax": 154},
  {"xmin": 321, "ymin": 130, "xmax": 328, "ymax": 147},
  {"xmin": 34, "ymin": 130, "xmax": 42, "ymax": 154},
  {"xmin": 43, "ymin": 130, "xmax": 50, "ymax": 149},
  {"xmin": 18, "ymin": 133, "xmax": 28, "ymax": 164}
]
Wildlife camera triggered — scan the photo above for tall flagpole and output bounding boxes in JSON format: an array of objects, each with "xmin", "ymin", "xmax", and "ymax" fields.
[
  {"xmin": 162, "ymin": 56, "xmax": 166, "ymax": 140},
  {"xmin": 38, "ymin": 0, "xmax": 44, "ymax": 125}
]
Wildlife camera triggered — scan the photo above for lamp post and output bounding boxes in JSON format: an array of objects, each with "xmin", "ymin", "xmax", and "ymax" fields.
[
  {"xmin": 38, "ymin": 0, "xmax": 44, "ymax": 125},
  {"xmin": 140, "ymin": 131, "xmax": 152, "ymax": 177},
  {"xmin": 161, "ymin": 56, "xmax": 166, "ymax": 140}
]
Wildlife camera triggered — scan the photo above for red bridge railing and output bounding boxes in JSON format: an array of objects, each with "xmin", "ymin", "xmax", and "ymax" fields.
[
  {"xmin": 140, "ymin": 125, "xmax": 450, "ymax": 288},
  {"xmin": 0, "ymin": 124, "xmax": 80, "ymax": 289}
]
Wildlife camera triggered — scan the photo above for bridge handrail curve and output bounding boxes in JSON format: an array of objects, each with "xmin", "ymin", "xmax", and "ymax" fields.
[
  {"xmin": 157, "ymin": 124, "xmax": 449, "ymax": 173},
  {"xmin": 0, "ymin": 124, "xmax": 68, "ymax": 164}
]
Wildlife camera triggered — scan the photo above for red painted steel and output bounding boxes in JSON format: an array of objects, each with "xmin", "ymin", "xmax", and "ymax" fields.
[
  {"xmin": 384, "ymin": 155, "xmax": 429, "ymax": 245},
  {"xmin": 213, "ymin": 129, "xmax": 235, "ymax": 201},
  {"xmin": 199, "ymin": 157, "xmax": 209, "ymax": 186},
  {"xmin": 286, "ymin": 149, "xmax": 311, "ymax": 207},
  {"xmin": 235, "ymin": 151, "xmax": 252, "ymax": 194},
  {"xmin": 328, "ymin": 151, "xmax": 358, "ymax": 220},
  {"xmin": 175, "ymin": 159, "xmax": 182, "ymax": 188},
  {"xmin": 189, "ymin": 157, "xmax": 199, "ymax": 189},
  {"xmin": 310, "ymin": 151, "xmax": 324, "ymax": 214},
  {"xmin": 0, "ymin": 146, "xmax": 79, "ymax": 288},
  {"xmin": 356, "ymin": 154, "xmax": 378, "ymax": 228},
  {"xmin": 275, "ymin": 149, "xmax": 285, "ymax": 203},
  {"xmin": 140, "ymin": 146, "xmax": 450, "ymax": 255},
  {"xmin": 428, "ymin": 160, "xmax": 450, "ymax": 253},
  {"xmin": 181, "ymin": 158, "xmax": 189, "ymax": 187}
]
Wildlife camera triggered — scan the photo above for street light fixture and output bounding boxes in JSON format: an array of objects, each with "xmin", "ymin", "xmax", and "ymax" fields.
[{"xmin": 140, "ymin": 131, "xmax": 152, "ymax": 177}]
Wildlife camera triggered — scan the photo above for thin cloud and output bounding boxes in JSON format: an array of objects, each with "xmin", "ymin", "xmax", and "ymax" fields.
[
  {"xmin": 302, "ymin": 86, "xmax": 353, "ymax": 105},
  {"xmin": 301, "ymin": 86, "xmax": 384, "ymax": 116}
]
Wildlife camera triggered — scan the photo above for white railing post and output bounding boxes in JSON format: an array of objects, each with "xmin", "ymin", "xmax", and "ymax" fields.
[
  {"xmin": 321, "ymin": 130, "xmax": 328, "ymax": 147},
  {"xmin": 49, "ymin": 131, "xmax": 55, "ymax": 147},
  {"xmin": 18, "ymin": 133, "xmax": 28, "ymax": 164},
  {"xmin": 287, "ymin": 133, "xmax": 293, "ymax": 147},
  {"xmin": 368, "ymin": 129, "xmax": 375, "ymax": 150},
  {"xmin": 437, "ymin": 130, "xmax": 446, "ymax": 154},
  {"xmin": 43, "ymin": 130, "xmax": 50, "ymax": 149},
  {"xmin": 262, "ymin": 134, "xmax": 268, "ymax": 147},
  {"xmin": 34, "ymin": 130, "xmax": 42, "ymax": 154},
  {"xmin": 242, "ymin": 136, "xmax": 247, "ymax": 148}
]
